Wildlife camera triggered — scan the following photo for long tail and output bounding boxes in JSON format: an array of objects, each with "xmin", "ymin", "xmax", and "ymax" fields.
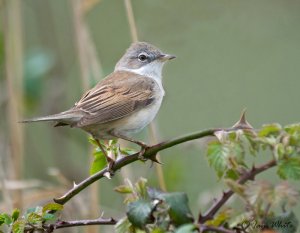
[{"xmin": 20, "ymin": 111, "xmax": 83, "ymax": 124}]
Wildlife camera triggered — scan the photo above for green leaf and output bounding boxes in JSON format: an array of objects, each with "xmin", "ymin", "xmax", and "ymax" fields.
[
  {"xmin": 163, "ymin": 192, "xmax": 194, "ymax": 226},
  {"xmin": 135, "ymin": 177, "xmax": 148, "ymax": 199},
  {"xmin": 148, "ymin": 189, "xmax": 194, "ymax": 226},
  {"xmin": 205, "ymin": 209, "xmax": 232, "ymax": 227},
  {"xmin": 26, "ymin": 212, "xmax": 42, "ymax": 224},
  {"xmin": 206, "ymin": 141, "xmax": 228, "ymax": 178},
  {"xmin": 151, "ymin": 227, "xmax": 167, "ymax": 233},
  {"xmin": 12, "ymin": 220, "xmax": 25, "ymax": 233},
  {"xmin": 1, "ymin": 213, "xmax": 12, "ymax": 226},
  {"xmin": 90, "ymin": 150, "xmax": 107, "ymax": 175},
  {"xmin": 225, "ymin": 169, "xmax": 239, "ymax": 180},
  {"xmin": 174, "ymin": 224, "xmax": 197, "ymax": 233},
  {"xmin": 42, "ymin": 203, "xmax": 63, "ymax": 213},
  {"xmin": 277, "ymin": 158, "xmax": 300, "ymax": 180},
  {"xmin": 284, "ymin": 124, "xmax": 300, "ymax": 135},
  {"xmin": 127, "ymin": 200, "xmax": 154, "ymax": 229},
  {"xmin": 225, "ymin": 179, "xmax": 245, "ymax": 197},
  {"xmin": 11, "ymin": 209, "xmax": 20, "ymax": 222},
  {"xmin": 259, "ymin": 123, "xmax": 282, "ymax": 137},
  {"xmin": 0, "ymin": 214, "xmax": 6, "ymax": 226},
  {"xmin": 114, "ymin": 184, "xmax": 133, "ymax": 194},
  {"xmin": 120, "ymin": 147, "xmax": 137, "ymax": 156},
  {"xmin": 88, "ymin": 137, "xmax": 99, "ymax": 146},
  {"xmin": 115, "ymin": 217, "xmax": 134, "ymax": 233},
  {"xmin": 264, "ymin": 211, "xmax": 299, "ymax": 233}
]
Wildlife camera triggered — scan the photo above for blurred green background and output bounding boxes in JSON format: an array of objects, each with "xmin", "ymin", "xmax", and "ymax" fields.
[{"xmin": 1, "ymin": 0, "xmax": 300, "ymax": 232}]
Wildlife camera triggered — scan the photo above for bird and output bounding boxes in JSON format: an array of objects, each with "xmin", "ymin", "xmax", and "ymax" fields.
[{"xmin": 22, "ymin": 42, "xmax": 175, "ymax": 172}]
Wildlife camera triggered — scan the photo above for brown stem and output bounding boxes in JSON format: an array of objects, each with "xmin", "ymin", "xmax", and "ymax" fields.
[
  {"xmin": 23, "ymin": 217, "xmax": 117, "ymax": 232},
  {"xmin": 54, "ymin": 128, "xmax": 216, "ymax": 204},
  {"xmin": 198, "ymin": 159, "xmax": 277, "ymax": 223}
]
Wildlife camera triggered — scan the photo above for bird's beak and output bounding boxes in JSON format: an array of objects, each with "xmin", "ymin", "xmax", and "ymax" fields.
[{"xmin": 159, "ymin": 54, "xmax": 176, "ymax": 61}]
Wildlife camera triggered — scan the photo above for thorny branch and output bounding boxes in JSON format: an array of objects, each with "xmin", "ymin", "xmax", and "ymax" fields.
[
  {"xmin": 54, "ymin": 128, "xmax": 216, "ymax": 204},
  {"xmin": 23, "ymin": 217, "xmax": 117, "ymax": 233},
  {"xmin": 198, "ymin": 159, "xmax": 277, "ymax": 224},
  {"xmin": 50, "ymin": 113, "xmax": 278, "ymax": 232}
]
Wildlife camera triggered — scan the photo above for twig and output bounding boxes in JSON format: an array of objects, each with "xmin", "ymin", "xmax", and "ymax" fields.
[
  {"xmin": 54, "ymin": 128, "xmax": 216, "ymax": 204},
  {"xmin": 198, "ymin": 159, "xmax": 277, "ymax": 224},
  {"xmin": 23, "ymin": 217, "xmax": 117, "ymax": 232}
]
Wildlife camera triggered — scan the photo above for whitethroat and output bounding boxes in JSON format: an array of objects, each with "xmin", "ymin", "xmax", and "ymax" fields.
[{"xmin": 22, "ymin": 42, "xmax": 175, "ymax": 173}]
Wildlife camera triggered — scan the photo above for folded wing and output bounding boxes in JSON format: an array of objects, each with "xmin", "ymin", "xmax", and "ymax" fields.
[{"xmin": 73, "ymin": 71, "xmax": 157, "ymax": 127}]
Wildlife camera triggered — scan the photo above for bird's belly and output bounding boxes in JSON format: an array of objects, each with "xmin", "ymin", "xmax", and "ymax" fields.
[
  {"xmin": 82, "ymin": 97, "xmax": 163, "ymax": 139},
  {"xmin": 113, "ymin": 98, "xmax": 163, "ymax": 136}
]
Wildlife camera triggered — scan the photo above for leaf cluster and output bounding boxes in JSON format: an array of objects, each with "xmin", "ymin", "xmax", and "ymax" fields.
[
  {"xmin": 114, "ymin": 178, "xmax": 196, "ymax": 233},
  {"xmin": 0, "ymin": 203, "xmax": 63, "ymax": 233}
]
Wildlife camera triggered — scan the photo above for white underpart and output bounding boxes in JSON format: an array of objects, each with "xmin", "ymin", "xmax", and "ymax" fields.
[{"xmin": 116, "ymin": 60, "xmax": 165, "ymax": 95}]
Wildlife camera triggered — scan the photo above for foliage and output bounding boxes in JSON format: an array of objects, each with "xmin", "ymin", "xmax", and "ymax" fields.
[
  {"xmin": 113, "ymin": 122, "xmax": 300, "ymax": 233},
  {"xmin": 0, "ymin": 203, "xmax": 63, "ymax": 233},
  {"xmin": 2, "ymin": 122, "xmax": 300, "ymax": 232},
  {"xmin": 115, "ymin": 178, "xmax": 194, "ymax": 233}
]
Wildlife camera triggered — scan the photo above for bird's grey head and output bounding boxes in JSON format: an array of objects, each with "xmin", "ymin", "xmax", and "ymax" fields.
[{"xmin": 115, "ymin": 42, "xmax": 175, "ymax": 78}]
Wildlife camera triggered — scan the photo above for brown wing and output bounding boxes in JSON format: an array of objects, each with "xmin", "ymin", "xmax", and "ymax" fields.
[{"xmin": 73, "ymin": 70, "xmax": 158, "ymax": 127}]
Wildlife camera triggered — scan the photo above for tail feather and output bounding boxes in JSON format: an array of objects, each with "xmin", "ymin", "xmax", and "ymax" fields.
[{"xmin": 20, "ymin": 111, "xmax": 83, "ymax": 125}]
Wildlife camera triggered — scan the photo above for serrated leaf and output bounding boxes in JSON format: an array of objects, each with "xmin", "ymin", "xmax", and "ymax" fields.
[
  {"xmin": 114, "ymin": 184, "xmax": 133, "ymax": 194},
  {"xmin": 277, "ymin": 158, "xmax": 300, "ymax": 180},
  {"xmin": 11, "ymin": 209, "xmax": 20, "ymax": 222},
  {"xmin": 259, "ymin": 123, "xmax": 282, "ymax": 137},
  {"xmin": 206, "ymin": 141, "xmax": 228, "ymax": 178},
  {"xmin": 12, "ymin": 220, "xmax": 25, "ymax": 233},
  {"xmin": 127, "ymin": 200, "xmax": 154, "ymax": 229},
  {"xmin": 42, "ymin": 203, "xmax": 63, "ymax": 213},
  {"xmin": 174, "ymin": 224, "xmax": 197, "ymax": 233},
  {"xmin": 264, "ymin": 211, "xmax": 298, "ymax": 233},
  {"xmin": 90, "ymin": 150, "xmax": 107, "ymax": 175}
]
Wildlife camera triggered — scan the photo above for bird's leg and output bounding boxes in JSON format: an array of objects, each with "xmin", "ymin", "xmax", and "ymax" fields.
[
  {"xmin": 95, "ymin": 139, "xmax": 115, "ymax": 176},
  {"xmin": 109, "ymin": 132, "xmax": 149, "ymax": 161}
]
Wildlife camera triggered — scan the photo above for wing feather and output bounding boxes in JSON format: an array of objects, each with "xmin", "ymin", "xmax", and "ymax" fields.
[{"xmin": 72, "ymin": 71, "xmax": 158, "ymax": 127}]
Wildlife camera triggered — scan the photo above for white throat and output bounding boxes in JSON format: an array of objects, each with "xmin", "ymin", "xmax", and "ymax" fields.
[{"xmin": 116, "ymin": 61, "xmax": 165, "ymax": 94}]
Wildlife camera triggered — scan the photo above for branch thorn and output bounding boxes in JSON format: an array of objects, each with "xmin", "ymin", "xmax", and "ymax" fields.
[{"xmin": 232, "ymin": 109, "xmax": 253, "ymax": 129}]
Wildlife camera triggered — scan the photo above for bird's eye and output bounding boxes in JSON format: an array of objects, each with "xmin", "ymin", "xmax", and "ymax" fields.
[{"xmin": 138, "ymin": 53, "xmax": 148, "ymax": 62}]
